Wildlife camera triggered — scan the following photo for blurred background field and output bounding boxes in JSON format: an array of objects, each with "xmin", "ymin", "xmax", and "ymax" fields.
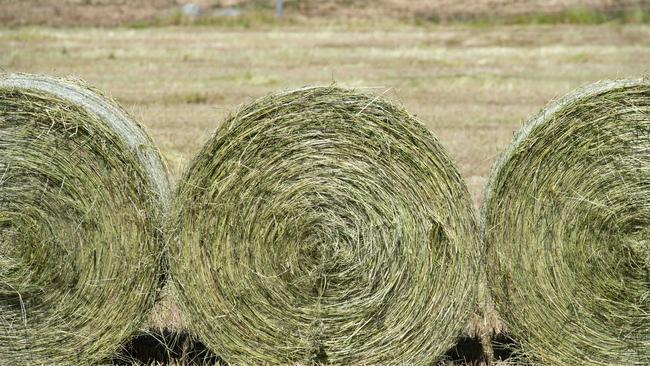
[
  {"xmin": 2, "ymin": 1, "xmax": 649, "ymax": 364},
  {"xmin": 3, "ymin": 21, "xmax": 647, "ymax": 204},
  {"xmin": 3, "ymin": 0, "xmax": 650, "ymax": 26}
]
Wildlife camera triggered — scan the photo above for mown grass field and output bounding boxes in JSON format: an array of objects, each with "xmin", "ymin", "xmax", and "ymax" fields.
[
  {"xmin": 2, "ymin": 22, "xmax": 649, "ymax": 364},
  {"xmin": 4, "ymin": 24, "xmax": 647, "ymax": 201}
]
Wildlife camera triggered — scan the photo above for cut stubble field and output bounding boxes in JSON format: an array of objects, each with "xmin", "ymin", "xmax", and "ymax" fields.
[
  {"xmin": 1, "ymin": 22, "xmax": 649, "ymax": 364},
  {"xmin": 3, "ymin": 25, "xmax": 648, "ymax": 200}
]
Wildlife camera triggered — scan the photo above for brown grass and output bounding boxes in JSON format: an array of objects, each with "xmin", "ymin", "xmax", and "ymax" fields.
[{"xmin": 1, "ymin": 0, "xmax": 649, "ymax": 26}]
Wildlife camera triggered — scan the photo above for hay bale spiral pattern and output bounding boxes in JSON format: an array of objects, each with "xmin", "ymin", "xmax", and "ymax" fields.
[
  {"xmin": 483, "ymin": 79, "xmax": 650, "ymax": 365},
  {"xmin": 171, "ymin": 86, "xmax": 480, "ymax": 365},
  {"xmin": 0, "ymin": 73, "xmax": 170, "ymax": 364}
]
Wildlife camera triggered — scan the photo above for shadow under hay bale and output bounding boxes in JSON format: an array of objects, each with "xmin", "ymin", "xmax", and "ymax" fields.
[
  {"xmin": 491, "ymin": 333, "xmax": 518, "ymax": 362},
  {"xmin": 440, "ymin": 336, "xmax": 485, "ymax": 365},
  {"xmin": 113, "ymin": 330, "xmax": 490, "ymax": 366},
  {"xmin": 112, "ymin": 329, "xmax": 224, "ymax": 366}
]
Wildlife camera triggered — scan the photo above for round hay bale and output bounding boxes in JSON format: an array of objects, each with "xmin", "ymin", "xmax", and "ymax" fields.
[
  {"xmin": 171, "ymin": 86, "xmax": 480, "ymax": 365},
  {"xmin": 0, "ymin": 73, "xmax": 170, "ymax": 364},
  {"xmin": 483, "ymin": 79, "xmax": 650, "ymax": 365}
]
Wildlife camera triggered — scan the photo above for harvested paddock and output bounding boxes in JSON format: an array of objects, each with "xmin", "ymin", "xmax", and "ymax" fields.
[{"xmin": 0, "ymin": 74, "xmax": 170, "ymax": 364}]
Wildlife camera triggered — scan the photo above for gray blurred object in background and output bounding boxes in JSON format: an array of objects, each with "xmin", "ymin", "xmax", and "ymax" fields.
[
  {"xmin": 181, "ymin": 3, "xmax": 202, "ymax": 18},
  {"xmin": 276, "ymin": 0, "xmax": 283, "ymax": 18}
]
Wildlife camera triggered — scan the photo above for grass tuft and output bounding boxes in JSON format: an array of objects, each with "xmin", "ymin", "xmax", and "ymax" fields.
[{"xmin": 463, "ymin": 7, "xmax": 650, "ymax": 26}]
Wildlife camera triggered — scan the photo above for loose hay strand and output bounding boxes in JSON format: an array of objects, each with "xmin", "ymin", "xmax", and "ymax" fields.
[
  {"xmin": 171, "ymin": 86, "xmax": 480, "ymax": 365},
  {"xmin": 0, "ymin": 73, "xmax": 170, "ymax": 364},
  {"xmin": 483, "ymin": 79, "xmax": 650, "ymax": 365}
]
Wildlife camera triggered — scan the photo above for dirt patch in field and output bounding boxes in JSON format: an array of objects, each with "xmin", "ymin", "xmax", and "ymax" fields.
[
  {"xmin": 0, "ymin": 0, "xmax": 174, "ymax": 27},
  {"xmin": 1, "ymin": 0, "xmax": 649, "ymax": 26},
  {"xmin": 284, "ymin": 0, "xmax": 649, "ymax": 20}
]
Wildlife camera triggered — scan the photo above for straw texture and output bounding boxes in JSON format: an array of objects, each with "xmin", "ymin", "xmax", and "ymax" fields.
[
  {"xmin": 171, "ymin": 86, "xmax": 480, "ymax": 365},
  {"xmin": 483, "ymin": 79, "xmax": 650, "ymax": 365},
  {"xmin": 0, "ymin": 73, "xmax": 170, "ymax": 364}
]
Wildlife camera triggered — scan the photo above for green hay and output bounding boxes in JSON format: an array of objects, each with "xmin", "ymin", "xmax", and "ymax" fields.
[
  {"xmin": 483, "ymin": 79, "xmax": 650, "ymax": 365},
  {"xmin": 171, "ymin": 86, "xmax": 480, "ymax": 365},
  {"xmin": 0, "ymin": 73, "xmax": 170, "ymax": 364}
]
